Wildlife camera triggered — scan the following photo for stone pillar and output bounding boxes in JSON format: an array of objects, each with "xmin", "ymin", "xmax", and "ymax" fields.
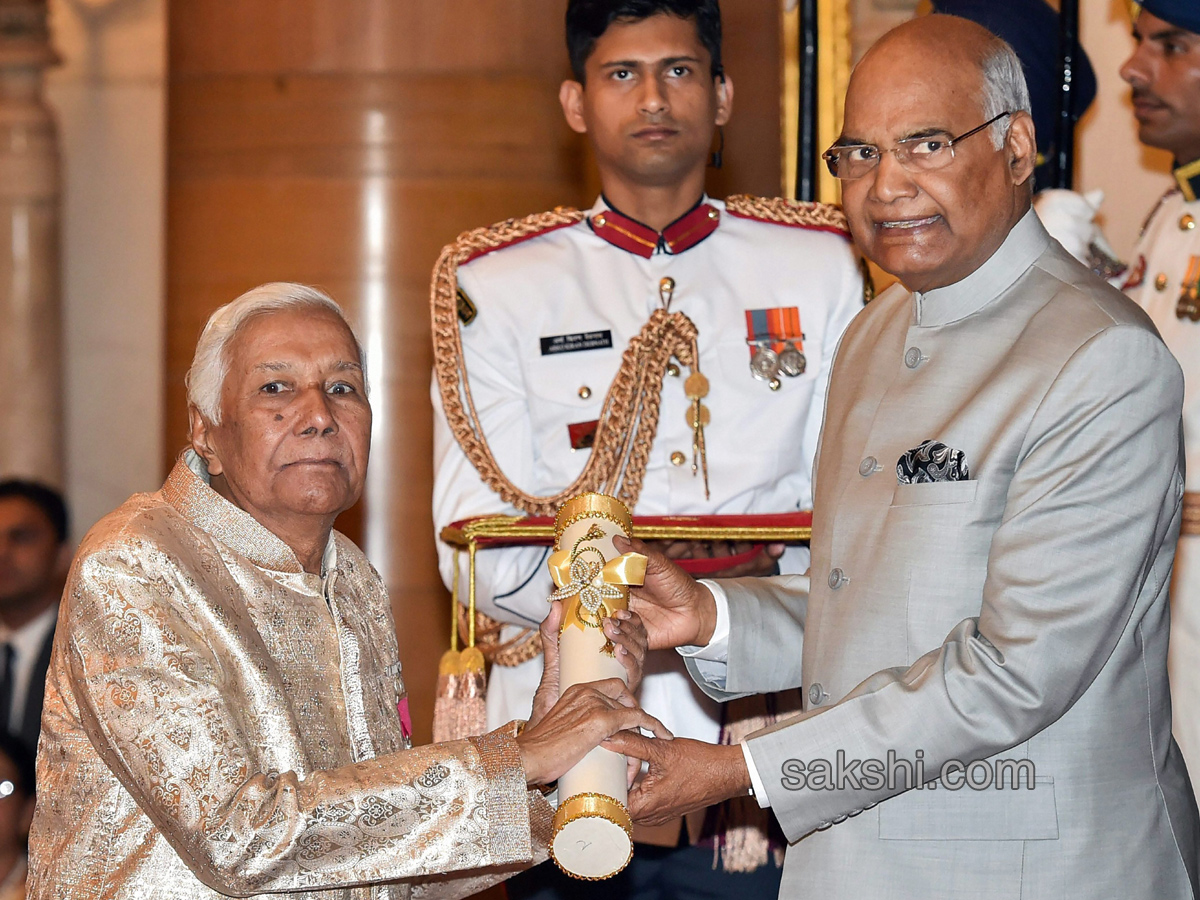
[{"xmin": 0, "ymin": 0, "xmax": 59, "ymax": 485}]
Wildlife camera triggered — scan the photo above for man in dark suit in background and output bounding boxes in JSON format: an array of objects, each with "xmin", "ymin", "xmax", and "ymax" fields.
[{"xmin": 0, "ymin": 482, "xmax": 68, "ymax": 758}]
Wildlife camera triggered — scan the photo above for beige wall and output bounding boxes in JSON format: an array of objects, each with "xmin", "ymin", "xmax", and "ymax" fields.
[
  {"xmin": 46, "ymin": 0, "xmax": 166, "ymax": 541},
  {"xmin": 1078, "ymin": 0, "xmax": 1174, "ymax": 260}
]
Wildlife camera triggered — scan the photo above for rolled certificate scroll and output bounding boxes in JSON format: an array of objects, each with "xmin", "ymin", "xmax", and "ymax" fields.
[{"xmin": 546, "ymin": 493, "xmax": 647, "ymax": 880}]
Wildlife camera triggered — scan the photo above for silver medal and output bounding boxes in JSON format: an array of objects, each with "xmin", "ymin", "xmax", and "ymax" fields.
[
  {"xmin": 749, "ymin": 342, "xmax": 780, "ymax": 382},
  {"xmin": 778, "ymin": 341, "xmax": 807, "ymax": 377}
]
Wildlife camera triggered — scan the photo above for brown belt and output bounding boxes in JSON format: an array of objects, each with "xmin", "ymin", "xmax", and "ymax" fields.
[{"xmin": 1183, "ymin": 492, "xmax": 1200, "ymax": 537}]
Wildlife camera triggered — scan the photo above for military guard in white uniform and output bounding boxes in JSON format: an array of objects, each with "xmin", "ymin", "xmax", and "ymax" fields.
[
  {"xmin": 1117, "ymin": 0, "xmax": 1200, "ymax": 780},
  {"xmin": 430, "ymin": 1, "xmax": 863, "ymax": 897}
]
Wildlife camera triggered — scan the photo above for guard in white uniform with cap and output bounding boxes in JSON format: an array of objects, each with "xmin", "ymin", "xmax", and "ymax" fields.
[{"xmin": 431, "ymin": 0, "xmax": 863, "ymax": 895}]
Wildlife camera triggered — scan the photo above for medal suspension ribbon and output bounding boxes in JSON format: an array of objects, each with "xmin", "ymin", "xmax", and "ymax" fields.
[{"xmin": 432, "ymin": 208, "xmax": 704, "ymax": 515}]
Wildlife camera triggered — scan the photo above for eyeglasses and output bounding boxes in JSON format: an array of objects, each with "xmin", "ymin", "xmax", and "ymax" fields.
[{"xmin": 821, "ymin": 111, "xmax": 1013, "ymax": 181}]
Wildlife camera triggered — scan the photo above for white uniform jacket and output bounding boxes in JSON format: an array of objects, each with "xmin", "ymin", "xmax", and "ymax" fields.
[
  {"xmin": 1124, "ymin": 166, "xmax": 1200, "ymax": 783},
  {"xmin": 431, "ymin": 195, "xmax": 864, "ymax": 739}
]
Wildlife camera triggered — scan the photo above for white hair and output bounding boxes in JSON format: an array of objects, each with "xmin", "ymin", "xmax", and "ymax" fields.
[
  {"xmin": 980, "ymin": 38, "xmax": 1032, "ymax": 149},
  {"xmin": 185, "ymin": 282, "xmax": 367, "ymax": 424}
]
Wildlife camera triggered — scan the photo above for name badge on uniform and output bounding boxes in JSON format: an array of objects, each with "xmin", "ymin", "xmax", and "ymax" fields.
[
  {"xmin": 745, "ymin": 308, "xmax": 805, "ymax": 387},
  {"xmin": 540, "ymin": 330, "xmax": 614, "ymax": 355},
  {"xmin": 1178, "ymin": 256, "xmax": 1200, "ymax": 321},
  {"xmin": 456, "ymin": 288, "xmax": 478, "ymax": 326}
]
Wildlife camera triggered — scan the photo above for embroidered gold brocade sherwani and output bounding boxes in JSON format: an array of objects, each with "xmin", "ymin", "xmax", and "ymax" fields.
[{"xmin": 29, "ymin": 452, "xmax": 552, "ymax": 900}]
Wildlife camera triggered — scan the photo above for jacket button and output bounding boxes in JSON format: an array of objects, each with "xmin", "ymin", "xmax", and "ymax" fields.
[
  {"xmin": 904, "ymin": 347, "xmax": 923, "ymax": 369},
  {"xmin": 1182, "ymin": 214, "xmax": 1196, "ymax": 231},
  {"xmin": 808, "ymin": 683, "xmax": 828, "ymax": 706},
  {"xmin": 578, "ymin": 385, "xmax": 592, "ymax": 399},
  {"xmin": 667, "ymin": 362, "xmax": 681, "ymax": 377},
  {"xmin": 859, "ymin": 457, "xmax": 878, "ymax": 477},
  {"xmin": 670, "ymin": 451, "xmax": 686, "ymax": 466},
  {"xmin": 828, "ymin": 568, "xmax": 847, "ymax": 590}
]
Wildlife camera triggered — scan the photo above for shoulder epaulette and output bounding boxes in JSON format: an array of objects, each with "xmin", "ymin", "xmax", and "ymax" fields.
[
  {"xmin": 724, "ymin": 194, "xmax": 850, "ymax": 239},
  {"xmin": 1139, "ymin": 188, "xmax": 1179, "ymax": 239},
  {"xmin": 452, "ymin": 207, "xmax": 586, "ymax": 267}
]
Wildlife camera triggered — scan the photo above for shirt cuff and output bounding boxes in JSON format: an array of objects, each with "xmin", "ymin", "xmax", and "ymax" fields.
[
  {"xmin": 675, "ymin": 580, "xmax": 730, "ymax": 662},
  {"xmin": 741, "ymin": 740, "xmax": 771, "ymax": 809}
]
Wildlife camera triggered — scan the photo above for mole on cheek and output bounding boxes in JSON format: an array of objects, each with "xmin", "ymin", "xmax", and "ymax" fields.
[{"xmin": 275, "ymin": 415, "xmax": 284, "ymax": 422}]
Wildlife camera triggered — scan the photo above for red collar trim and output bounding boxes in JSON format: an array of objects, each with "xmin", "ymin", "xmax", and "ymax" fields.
[{"xmin": 590, "ymin": 203, "xmax": 721, "ymax": 258}]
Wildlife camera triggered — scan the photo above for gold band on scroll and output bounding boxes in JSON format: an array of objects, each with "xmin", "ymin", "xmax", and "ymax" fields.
[
  {"xmin": 549, "ymin": 792, "xmax": 634, "ymax": 880},
  {"xmin": 554, "ymin": 493, "xmax": 633, "ymax": 542}
]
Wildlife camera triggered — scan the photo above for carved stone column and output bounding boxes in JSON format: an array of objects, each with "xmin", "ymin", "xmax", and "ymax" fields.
[{"xmin": 0, "ymin": 0, "xmax": 59, "ymax": 484}]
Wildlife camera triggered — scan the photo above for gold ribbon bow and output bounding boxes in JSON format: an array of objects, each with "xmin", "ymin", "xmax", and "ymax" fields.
[{"xmin": 548, "ymin": 546, "xmax": 647, "ymax": 631}]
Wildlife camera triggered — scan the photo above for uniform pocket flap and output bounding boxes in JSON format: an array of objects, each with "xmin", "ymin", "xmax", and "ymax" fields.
[{"xmin": 878, "ymin": 776, "xmax": 1057, "ymax": 841}]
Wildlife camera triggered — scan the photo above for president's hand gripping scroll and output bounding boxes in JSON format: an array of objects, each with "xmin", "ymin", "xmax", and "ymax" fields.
[{"xmin": 546, "ymin": 493, "xmax": 647, "ymax": 879}]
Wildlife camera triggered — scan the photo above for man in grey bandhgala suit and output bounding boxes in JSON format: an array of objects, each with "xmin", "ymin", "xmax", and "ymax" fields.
[{"xmin": 610, "ymin": 14, "xmax": 1200, "ymax": 900}]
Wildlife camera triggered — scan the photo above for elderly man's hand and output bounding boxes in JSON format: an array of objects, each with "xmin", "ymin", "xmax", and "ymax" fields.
[
  {"xmin": 604, "ymin": 731, "xmax": 750, "ymax": 826},
  {"xmin": 528, "ymin": 601, "xmax": 650, "ymax": 731},
  {"xmin": 516, "ymin": 679, "xmax": 672, "ymax": 787},
  {"xmin": 614, "ymin": 535, "xmax": 717, "ymax": 650}
]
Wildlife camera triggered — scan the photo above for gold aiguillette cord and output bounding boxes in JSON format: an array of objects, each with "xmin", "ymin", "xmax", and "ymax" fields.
[
  {"xmin": 685, "ymin": 337, "xmax": 710, "ymax": 500},
  {"xmin": 661, "ymin": 277, "xmax": 710, "ymax": 501}
]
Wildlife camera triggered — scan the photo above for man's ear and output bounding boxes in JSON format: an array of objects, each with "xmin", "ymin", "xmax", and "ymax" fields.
[
  {"xmin": 1006, "ymin": 111, "xmax": 1037, "ymax": 187},
  {"xmin": 714, "ymin": 73, "xmax": 734, "ymax": 127},
  {"xmin": 188, "ymin": 405, "xmax": 224, "ymax": 477},
  {"xmin": 559, "ymin": 80, "xmax": 588, "ymax": 135}
]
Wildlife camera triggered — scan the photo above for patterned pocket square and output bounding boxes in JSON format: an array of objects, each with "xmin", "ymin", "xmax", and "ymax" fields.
[{"xmin": 897, "ymin": 440, "xmax": 970, "ymax": 484}]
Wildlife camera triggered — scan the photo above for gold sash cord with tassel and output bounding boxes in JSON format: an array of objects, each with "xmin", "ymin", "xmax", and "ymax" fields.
[
  {"xmin": 431, "ymin": 208, "xmax": 706, "ymax": 687},
  {"xmin": 432, "ymin": 209, "xmax": 704, "ymax": 518},
  {"xmin": 432, "ymin": 545, "xmax": 487, "ymax": 742}
]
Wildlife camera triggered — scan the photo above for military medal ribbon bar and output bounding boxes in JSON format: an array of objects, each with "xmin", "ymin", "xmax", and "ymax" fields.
[{"xmin": 745, "ymin": 307, "xmax": 806, "ymax": 384}]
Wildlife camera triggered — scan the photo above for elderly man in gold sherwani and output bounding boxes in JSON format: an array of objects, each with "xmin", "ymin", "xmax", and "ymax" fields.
[{"xmin": 26, "ymin": 283, "xmax": 661, "ymax": 900}]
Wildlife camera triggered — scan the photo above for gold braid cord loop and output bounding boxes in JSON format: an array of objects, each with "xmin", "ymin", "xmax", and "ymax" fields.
[
  {"xmin": 432, "ymin": 207, "xmax": 701, "ymax": 516},
  {"xmin": 724, "ymin": 193, "xmax": 849, "ymax": 235},
  {"xmin": 459, "ymin": 605, "xmax": 544, "ymax": 667}
]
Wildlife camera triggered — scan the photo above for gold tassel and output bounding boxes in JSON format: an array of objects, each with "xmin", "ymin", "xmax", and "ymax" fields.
[{"xmin": 432, "ymin": 545, "xmax": 488, "ymax": 742}]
